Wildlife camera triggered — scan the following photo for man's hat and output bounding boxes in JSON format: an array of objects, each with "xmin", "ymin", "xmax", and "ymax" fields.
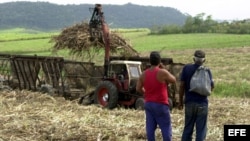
[{"xmin": 194, "ymin": 50, "xmax": 205, "ymax": 58}]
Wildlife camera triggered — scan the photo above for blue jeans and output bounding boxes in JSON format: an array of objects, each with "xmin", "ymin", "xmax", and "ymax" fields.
[
  {"xmin": 145, "ymin": 102, "xmax": 172, "ymax": 141},
  {"xmin": 181, "ymin": 103, "xmax": 208, "ymax": 141}
]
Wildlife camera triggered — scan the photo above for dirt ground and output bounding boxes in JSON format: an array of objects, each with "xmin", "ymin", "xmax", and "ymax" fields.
[{"xmin": 0, "ymin": 90, "xmax": 249, "ymax": 141}]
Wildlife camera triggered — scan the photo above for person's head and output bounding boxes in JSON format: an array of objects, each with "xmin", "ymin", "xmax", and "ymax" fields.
[
  {"xmin": 150, "ymin": 51, "xmax": 161, "ymax": 66},
  {"xmin": 193, "ymin": 50, "xmax": 206, "ymax": 65}
]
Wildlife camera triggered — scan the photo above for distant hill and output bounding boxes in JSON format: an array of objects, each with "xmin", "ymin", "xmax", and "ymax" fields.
[{"xmin": 0, "ymin": 2, "xmax": 188, "ymax": 30}]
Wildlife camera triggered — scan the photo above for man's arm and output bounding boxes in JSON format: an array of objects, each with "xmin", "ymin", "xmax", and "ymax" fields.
[
  {"xmin": 178, "ymin": 81, "xmax": 185, "ymax": 110},
  {"xmin": 208, "ymin": 69, "xmax": 215, "ymax": 91},
  {"xmin": 161, "ymin": 69, "xmax": 176, "ymax": 84}
]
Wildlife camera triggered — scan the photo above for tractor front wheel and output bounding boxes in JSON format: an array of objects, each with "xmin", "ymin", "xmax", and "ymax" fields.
[
  {"xmin": 94, "ymin": 81, "xmax": 118, "ymax": 109},
  {"xmin": 135, "ymin": 97, "xmax": 145, "ymax": 110},
  {"xmin": 168, "ymin": 98, "xmax": 173, "ymax": 111}
]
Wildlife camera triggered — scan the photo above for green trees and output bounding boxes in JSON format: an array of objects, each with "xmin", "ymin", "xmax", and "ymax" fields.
[{"xmin": 151, "ymin": 13, "xmax": 250, "ymax": 34}]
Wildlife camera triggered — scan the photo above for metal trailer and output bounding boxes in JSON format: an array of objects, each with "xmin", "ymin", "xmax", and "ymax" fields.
[{"xmin": 0, "ymin": 53, "xmax": 103, "ymax": 99}]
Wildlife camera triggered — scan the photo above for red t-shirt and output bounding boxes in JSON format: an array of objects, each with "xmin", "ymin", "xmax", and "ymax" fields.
[{"xmin": 144, "ymin": 67, "xmax": 169, "ymax": 105}]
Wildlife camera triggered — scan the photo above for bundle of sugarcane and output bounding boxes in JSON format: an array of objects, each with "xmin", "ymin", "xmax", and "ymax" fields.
[{"xmin": 51, "ymin": 22, "xmax": 139, "ymax": 60}]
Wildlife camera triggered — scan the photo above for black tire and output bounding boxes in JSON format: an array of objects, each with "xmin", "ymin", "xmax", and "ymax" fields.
[
  {"xmin": 94, "ymin": 81, "xmax": 118, "ymax": 109},
  {"xmin": 79, "ymin": 91, "xmax": 95, "ymax": 105},
  {"xmin": 135, "ymin": 97, "xmax": 145, "ymax": 110},
  {"xmin": 168, "ymin": 98, "xmax": 173, "ymax": 111},
  {"xmin": 39, "ymin": 84, "xmax": 54, "ymax": 95}
]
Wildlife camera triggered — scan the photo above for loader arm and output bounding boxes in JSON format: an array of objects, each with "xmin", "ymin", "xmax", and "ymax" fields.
[{"xmin": 89, "ymin": 4, "xmax": 110, "ymax": 77}]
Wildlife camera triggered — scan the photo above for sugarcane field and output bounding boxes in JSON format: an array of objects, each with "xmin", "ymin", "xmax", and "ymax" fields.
[{"xmin": 1, "ymin": 3, "xmax": 250, "ymax": 141}]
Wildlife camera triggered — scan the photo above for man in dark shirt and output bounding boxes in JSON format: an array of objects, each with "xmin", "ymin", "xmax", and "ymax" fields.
[{"xmin": 178, "ymin": 50, "xmax": 214, "ymax": 141}]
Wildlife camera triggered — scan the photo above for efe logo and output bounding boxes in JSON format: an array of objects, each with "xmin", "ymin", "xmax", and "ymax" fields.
[
  {"xmin": 224, "ymin": 125, "xmax": 250, "ymax": 141},
  {"xmin": 228, "ymin": 129, "xmax": 246, "ymax": 136}
]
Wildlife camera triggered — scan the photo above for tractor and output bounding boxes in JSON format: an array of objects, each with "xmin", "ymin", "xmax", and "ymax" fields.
[{"xmin": 94, "ymin": 60, "xmax": 144, "ymax": 109}]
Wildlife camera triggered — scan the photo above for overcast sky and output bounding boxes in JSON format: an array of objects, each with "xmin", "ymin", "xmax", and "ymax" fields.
[{"xmin": 1, "ymin": 0, "xmax": 249, "ymax": 20}]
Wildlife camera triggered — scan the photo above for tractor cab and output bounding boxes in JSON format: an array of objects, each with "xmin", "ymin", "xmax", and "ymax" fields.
[{"xmin": 108, "ymin": 60, "xmax": 142, "ymax": 92}]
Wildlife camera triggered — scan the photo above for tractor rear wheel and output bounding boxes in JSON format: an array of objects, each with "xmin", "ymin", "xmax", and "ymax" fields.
[{"xmin": 94, "ymin": 81, "xmax": 118, "ymax": 109}]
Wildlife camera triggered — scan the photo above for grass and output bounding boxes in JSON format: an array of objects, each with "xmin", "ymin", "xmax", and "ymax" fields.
[
  {"xmin": 122, "ymin": 32, "xmax": 250, "ymax": 52},
  {"xmin": 0, "ymin": 28, "xmax": 58, "ymax": 40},
  {"xmin": 0, "ymin": 39, "xmax": 53, "ymax": 55},
  {"xmin": 1, "ymin": 28, "xmax": 250, "ymax": 97},
  {"xmin": 1, "ymin": 28, "xmax": 250, "ymax": 56},
  {"xmin": 0, "ymin": 28, "xmax": 57, "ymax": 55},
  {"xmin": 214, "ymin": 83, "xmax": 250, "ymax": 97}
]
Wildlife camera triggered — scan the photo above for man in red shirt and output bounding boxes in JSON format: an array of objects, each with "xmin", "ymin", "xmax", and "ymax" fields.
[{"xmin": 136, "ymin": 51, "xmax": 176, "ymax": 141}]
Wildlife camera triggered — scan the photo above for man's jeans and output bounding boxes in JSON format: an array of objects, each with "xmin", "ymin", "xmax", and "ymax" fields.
[
  {"xmin": 181, "ymin": 102, "xmax": 208, "ymax": 141},
  {"xmin": 145, "ymin": 102, "xmax": 172, "ymax": 141}
]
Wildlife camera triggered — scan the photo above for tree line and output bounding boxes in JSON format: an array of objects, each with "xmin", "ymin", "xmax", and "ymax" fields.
[
  {"xmin": 0, "ymin": 2, "xmax": 187, "ymax": 30},
  {"xmin": 150, "ymin": 13, "xmax": 250, "ymax": 34}
]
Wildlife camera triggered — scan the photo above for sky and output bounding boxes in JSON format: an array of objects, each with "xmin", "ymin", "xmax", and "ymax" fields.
[{"xmin": 0, "ymin": 0, "xmax": 249, "ymax": 21}]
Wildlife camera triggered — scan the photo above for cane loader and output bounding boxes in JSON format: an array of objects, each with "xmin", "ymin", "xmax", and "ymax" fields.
[{"xmin": 86, "ymin": 4, "xmax": 176, "ymax": 110}]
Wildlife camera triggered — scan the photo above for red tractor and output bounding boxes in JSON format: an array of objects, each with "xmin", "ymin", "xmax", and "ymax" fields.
[{"xmin": 94, "ymin": 60, "xmax": 144, "ymax": 109}]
